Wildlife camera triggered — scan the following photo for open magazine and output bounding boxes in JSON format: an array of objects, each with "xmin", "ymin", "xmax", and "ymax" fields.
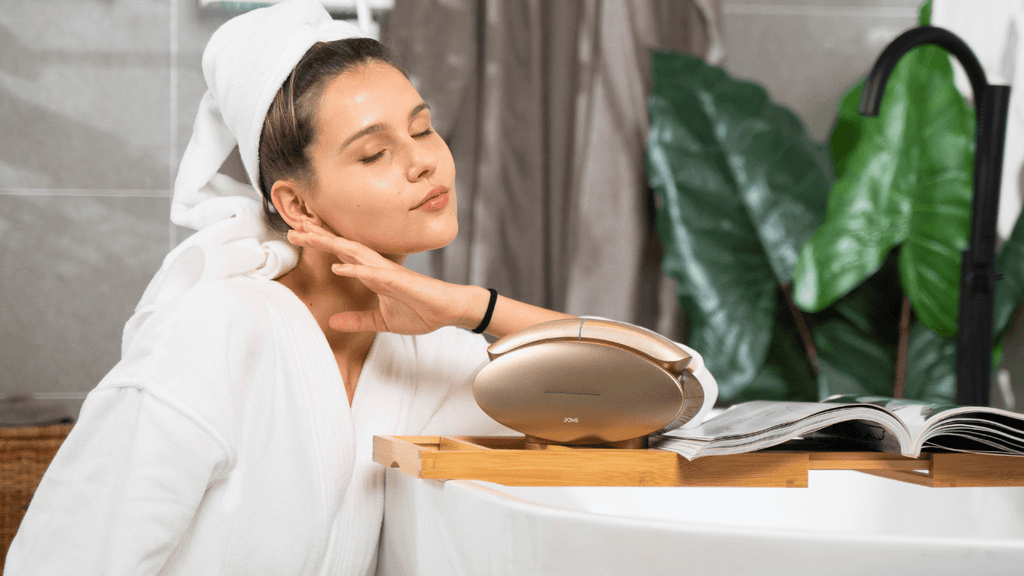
[{"xmin": 651, "ymin": 395, "xmax": 1024, "ymax": 461}]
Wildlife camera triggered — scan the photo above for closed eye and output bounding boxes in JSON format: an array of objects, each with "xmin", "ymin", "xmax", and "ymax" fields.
[
  {"xmin": 360, "ymin": 128, "xmax": 433, "ymax": 164},
  {"xmin": 360, "ymin": 150, "xmax": 384, "ymax": 164}
]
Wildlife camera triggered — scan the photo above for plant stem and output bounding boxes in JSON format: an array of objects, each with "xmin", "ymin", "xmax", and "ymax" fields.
[
  {"xmin": 781, "ymin": 283, "xmax": 820, "ymax": 375},
  {"xmin": 893, "ymin": 296, "xmax": 912, "ymax": 399}
]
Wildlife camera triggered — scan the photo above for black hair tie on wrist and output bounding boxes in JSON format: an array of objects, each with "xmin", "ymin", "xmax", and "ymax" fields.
[{"xmin": 472, "ymin": 288, "xmax": 498, "ymax": 334}]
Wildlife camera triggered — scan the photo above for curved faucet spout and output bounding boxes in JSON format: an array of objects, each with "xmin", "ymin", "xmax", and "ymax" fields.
[
  {"xmin": 856, "ymin": 25, "xmax": 1011, "ymax": 406},
  {"xmin": 859, "ymin": 26, "xmax": 989, "ymax": 116}
]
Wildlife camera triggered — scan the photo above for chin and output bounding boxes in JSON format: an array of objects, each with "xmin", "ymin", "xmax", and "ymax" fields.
[
  {"xmin": 414, "ymin": 220, "xmax": 459, "ymax": 253},
  {"xmin": 377, "ymin": 220, "xmax": 458, "ymax": 257}
]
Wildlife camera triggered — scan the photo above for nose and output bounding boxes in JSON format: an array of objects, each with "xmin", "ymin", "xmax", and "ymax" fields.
[{"xmin": 406, "ymin": 138, "xmax": 438, "ymax": 182}]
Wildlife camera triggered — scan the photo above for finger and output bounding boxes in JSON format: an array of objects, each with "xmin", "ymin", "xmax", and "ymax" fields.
[
  {"xmin": 303, "ymin": 226, "xmax": 387, "ymax": 266},
  {"xmin": 302, "ymin": 221, "xmax": 362, "ymax": 250},
  {"xmin": 300, "ymin": 220, "xmax": 332, "ymax": 235},
  {"xmin": 287, "ymin": 229, "xmax": 367, "ymax": 264},
  {"xmin": 331, "ymin": 262, "xmax": 387, "ymax": 282},
  {"xmin": 328, "ymin": 310, "xmax": 388, "ymax": 333}
]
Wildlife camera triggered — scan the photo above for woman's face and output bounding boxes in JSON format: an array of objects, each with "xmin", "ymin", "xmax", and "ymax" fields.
[{"xmin": 303, "ymin": 61, "xmax": 458, "ymax": 256}]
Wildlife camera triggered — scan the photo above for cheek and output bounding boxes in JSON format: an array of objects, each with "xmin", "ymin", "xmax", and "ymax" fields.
[
  {"xmin": 435, "ymin": 139, "xmax": 457, "ymax": 178},
  {"xmin": 315, "ymin": 173, "xmax": 404, "ymax": 238}
]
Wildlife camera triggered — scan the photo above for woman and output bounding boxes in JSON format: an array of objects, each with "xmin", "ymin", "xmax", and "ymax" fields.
[
  {"xmin": 5, "ymin": 1, "xmax": 714, "ymax": 575},
  {"xmin": 263, "ymin": 38, "xmax": 574, "ymax": 404}
]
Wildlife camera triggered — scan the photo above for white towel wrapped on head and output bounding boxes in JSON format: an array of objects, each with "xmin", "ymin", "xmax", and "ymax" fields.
[{"xmin": 123, "ymin": 0, "xmax": 369, "ymax": 353}]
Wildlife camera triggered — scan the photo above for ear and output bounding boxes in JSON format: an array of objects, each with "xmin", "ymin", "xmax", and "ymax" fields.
[{"xmin": 271, "ymin": 179, "xmax": 320, "ymax": 230}]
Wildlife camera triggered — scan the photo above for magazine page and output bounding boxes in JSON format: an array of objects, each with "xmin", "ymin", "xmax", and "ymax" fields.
[
  {"xmin": 921, "ymin": 412, "xmax": 1024, "ymax": 455},
  {"xmin": 824, "ymin": 395, "xmax": 957, "ymax": 438},
  {"xmin": 825, "ymin": 395, "xmax": 1024, "ymax": 455},
  {"xmin": 654, "ymin": 401, "xmax": 910, "ymax": 460},
  {"xmin": 662, "ymin": 401, "xmax": 847, "ymax": 440}
]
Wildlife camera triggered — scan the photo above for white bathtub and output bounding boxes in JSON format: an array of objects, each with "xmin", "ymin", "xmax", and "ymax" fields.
[{"xmin": 378, "ymin": 467, "xmax": 1024, "ymax": 575}]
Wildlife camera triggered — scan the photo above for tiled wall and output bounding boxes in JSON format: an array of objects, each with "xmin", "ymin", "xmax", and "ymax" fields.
[
  {"xmin": 2, "ymin": 0, "xmax": 1020, "ymax": 417},
  {"xmin": 719, "ymin": 0, "xmax": 921, "ymax": 140},
  {"xmin": 0, "ymin": 0, "xmax": 399, "ymax": 418},
  {"xmin": 0, "ymin": 0, "xmax": 233, "ymax": 417}
]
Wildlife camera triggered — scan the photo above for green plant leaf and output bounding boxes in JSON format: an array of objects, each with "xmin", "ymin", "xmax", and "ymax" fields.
[
  {"xmin": 903, "ymin": 322, "xmax": 957, "ymax": 403},
  {"xmin": 828, "ymin": 249, "xmax": 903, "ymax": 347},
  {"xmin": 793, "ymin": 38, "xmax": 974, "ymax": 338},
  {"xmin": 741, "ymin": 294, "xmax": 821, "ymax": 402},
  {"xmin": 647, "ymin": 51, "xmax": 832, "ymax": 401},
  {"xmin": 814, "ymin": 318, "xmax": 896, "ymax": 398},
  {"xmin": 994, "ymin": 213, "xmax": 1024, "ymax": 341},
  {"xmin": 919, "ymin": 0, "xmax": 932, "ymax": 26},
  {"xmin": 892, "ymin": 212, "xmax": 1024, "ymax": 405}
]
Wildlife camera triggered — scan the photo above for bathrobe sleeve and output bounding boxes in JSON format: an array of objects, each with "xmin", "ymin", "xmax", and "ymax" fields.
[
  {"xmin": 4, "ymin": 388, "xmax": 231, "ymax": 576},
  {"xmin": 4, "ymin": 282, "xmax": 252, "ymax": 576}
]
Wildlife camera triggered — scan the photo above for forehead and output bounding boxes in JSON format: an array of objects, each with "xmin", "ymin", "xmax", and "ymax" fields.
[{"xmin": 316, "ymin": 61, "xmax": 423, "ymax": 134}]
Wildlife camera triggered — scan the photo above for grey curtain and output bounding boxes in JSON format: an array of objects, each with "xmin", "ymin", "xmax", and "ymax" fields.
[{"xmin": 383, "ymin": 0, "xmax": 721, "ymax": 337}]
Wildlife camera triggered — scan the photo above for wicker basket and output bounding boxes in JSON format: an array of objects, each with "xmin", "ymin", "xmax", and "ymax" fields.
[{"xmin": 0, "ymin": 424, "xmax": 73, "ymax": 573}]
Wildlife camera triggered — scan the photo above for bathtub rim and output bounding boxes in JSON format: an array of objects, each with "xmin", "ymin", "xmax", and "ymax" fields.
[{"xmin": 433, "ymin": 472, "xmax": 1024, "ymax": 550}]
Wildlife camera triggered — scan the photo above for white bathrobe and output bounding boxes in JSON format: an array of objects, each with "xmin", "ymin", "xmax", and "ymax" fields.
[{"xmin": 5, "ymin": 276, "xmax": 508, "ymax": 576}]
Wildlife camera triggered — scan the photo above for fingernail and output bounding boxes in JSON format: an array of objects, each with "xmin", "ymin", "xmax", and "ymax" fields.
[{"xmin": 332, "ymin": 264, "xmax": 342, "ymax": 273}]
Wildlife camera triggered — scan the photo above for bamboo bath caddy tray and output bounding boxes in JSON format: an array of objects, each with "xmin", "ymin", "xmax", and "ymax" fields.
[{"xmin": 373, "ymin": 435, "xmax": 1024, "ymax": 488}]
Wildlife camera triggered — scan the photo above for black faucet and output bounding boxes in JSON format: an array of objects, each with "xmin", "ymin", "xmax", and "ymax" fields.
[{"xmin": 860, "ymin": 26, "xmax": 1011, "ymax": 406}]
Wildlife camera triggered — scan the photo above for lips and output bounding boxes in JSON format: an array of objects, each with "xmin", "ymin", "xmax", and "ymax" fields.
[{"xmin": 412, "ymin": 186, "xmax": 450, "ymax": 210}]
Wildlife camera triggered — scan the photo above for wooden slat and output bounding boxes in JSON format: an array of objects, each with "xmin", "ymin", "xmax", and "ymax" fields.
[
  {"xmin": 372, "ymin": 436, "xmax": 1024, "ymax": 488},
  {"xmin": 807, "ymin": 452, "xmax": 928, "ymax": 471},
  {"xmin": 676, "ymin": 452, "xmax": 808, "ymax": 488},
  {"xmin": 376, "ymin": 436, "xmax": 807, "ymax": 487},
  {"xmin": 396, "ymin": 435, "xmax": 444, "ymax": 446},
  {"xmin": 372, "ymin": 435, "xmax": 438, "ymax": 477},
  {"xmin": 858, "ymin": 469, "xmax": 937, "ymax": 487},
  {"xmin": 439, "ymin": 437, "xmax": 490, "ymax": 451},
  {"xmin": 450, "ymin": 436, "xmax": 527, "ymax": 450},
  {"xmin": 929, "ymin": 453, "xmax": 1024, "ymax": 487},
  {"xmin": 428, "ymin": 450, "xmax": 807, "ymax": 487},
  {"xmin": 422, "ymin": 447, "xmax": 683, "ymax": 486}
]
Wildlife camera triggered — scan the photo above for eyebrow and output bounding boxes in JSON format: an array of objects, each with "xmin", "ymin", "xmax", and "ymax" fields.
[{"xmin": 339, "ymin": 102, "xmax": 432, "ymax": 151}]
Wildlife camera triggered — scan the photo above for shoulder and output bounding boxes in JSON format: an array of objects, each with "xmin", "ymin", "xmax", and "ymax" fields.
[
  {"xmin": 110, "ymin": 277, "xmax": 300, "ymax": 392},
  {"xmin": 174, "ymin": 277, "xmax": 286, "ymax": 322},
  {"xmin": 99, "ymin": 279, "xmax": 304, "ymax": 441},
  {"xmin": 132, "ymin": 277, "xmax": 289, "ymax": 347}
]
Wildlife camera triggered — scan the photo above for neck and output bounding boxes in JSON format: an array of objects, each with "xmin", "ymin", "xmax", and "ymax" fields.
[{"xmin": 276, "ymin": 245, "xmax": 383, "ymax": 352}]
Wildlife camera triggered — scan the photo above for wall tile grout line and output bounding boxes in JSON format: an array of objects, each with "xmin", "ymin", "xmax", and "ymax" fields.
[
  {"xmin": 722, "ymin": 5, "xmax": 917, "ymax": 18},
  {"xmin": 0, "ymin": 189, "xmax": 171, "ymax": 197},
  {"xmin": 0, "ymin": 392, "xmax": 89, "ymax": 401},
  {"xmin": 170, "ymin": 0, "xmax": 181, "ymax": 251}
]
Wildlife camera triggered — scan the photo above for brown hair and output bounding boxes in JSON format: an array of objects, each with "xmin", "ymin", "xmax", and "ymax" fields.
[{"xmin": 258, "ymin": 38, "xmax": 400, "ymax": 232}]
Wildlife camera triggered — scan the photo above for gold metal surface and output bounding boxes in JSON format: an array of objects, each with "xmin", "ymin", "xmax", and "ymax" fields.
[
  {"xmin": 474, "ymin": 340, "xmax": 688, "ymax": 444},
  {"xmin": 486, "ymin": 318, "xmax": 692, "ymax": 375},
  {"xmin": 485, "ymin": 318, "xmax": 585, "ymax": 360},
  {"xmin": 579, "ymin": 319, "xmax": 691, "ymax": 373},
  {"xmin": 523, "ymin": 435, "xmax": 649, "ymax": 450},
  {"xmin": 661, "ymin": 370, "xmax": 704, "ymax": 433}
]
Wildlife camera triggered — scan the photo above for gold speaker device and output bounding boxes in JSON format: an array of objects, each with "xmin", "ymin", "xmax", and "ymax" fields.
[{"xmin": 473, "ymin": 318, "xmax": 707, "ymax": 448}]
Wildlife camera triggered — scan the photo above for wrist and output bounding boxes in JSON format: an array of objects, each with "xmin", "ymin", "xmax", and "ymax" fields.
[{"xmin": 454, "ymin": 285, "xmax": 493, "ymax": 331}]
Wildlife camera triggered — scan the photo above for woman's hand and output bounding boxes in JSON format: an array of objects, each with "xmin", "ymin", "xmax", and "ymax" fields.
[{"xmin": 286, "ymin": 222, "xmax": 483, "ymax": 335}]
